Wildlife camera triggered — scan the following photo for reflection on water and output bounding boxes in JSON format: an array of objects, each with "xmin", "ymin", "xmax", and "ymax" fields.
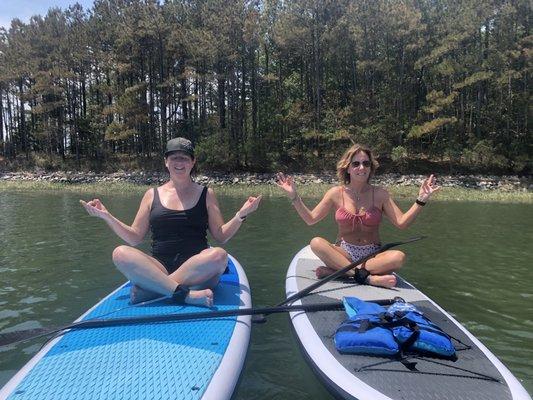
[{"xmin": 0, "ymin": 190, "xmax": 532, "ymax": 397}]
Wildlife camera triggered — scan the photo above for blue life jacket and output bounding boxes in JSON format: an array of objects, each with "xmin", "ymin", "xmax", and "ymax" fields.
[{"xmin": 334, "ymin": 297, "xmax": 456, "ymax": 360}]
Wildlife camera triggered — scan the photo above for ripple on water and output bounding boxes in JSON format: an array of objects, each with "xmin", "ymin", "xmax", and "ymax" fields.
[
  {"xmin": 501, "ymin": 329, "xmax": 533, "ymax": 340},
  {"xmin": 455, "ymin": 291, "xmax": 474, "ymax": 297},
  {"xmin": 1, "ymin": 319, "xmax": 43, "ymax": 335},
  {"xmin": 463, "ymin": 320, "xmax": 497, "ymax": 333},
  {"xmin": 523, "ymin": 319, "xmax": 533, "ymax": 328},
  {"xmin": 0, "ymin": 310, "xmax": 21, "ymax": 320},
  {"xmin": 22, "ymin": 344, "xmax": 44, "ymax": 355},
  {"xmin": 18, "ymin": 296, "xmax": 48, "ymax": 305},
  {"xmin": 0, "ymin": 268, "xmax": 18, "ymax": 273}
]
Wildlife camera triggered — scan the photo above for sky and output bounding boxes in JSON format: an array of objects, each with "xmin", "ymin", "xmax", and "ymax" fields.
[{"xmin": 0, "ymin": 0, "xmax": 95, "ymax": 30}]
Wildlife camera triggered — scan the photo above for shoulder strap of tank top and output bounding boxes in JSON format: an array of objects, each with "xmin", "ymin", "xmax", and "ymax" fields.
[
  {"xmin": 372, "ymin": 186, "xmax": 375, "ymax": 207},
  {"xmin": 151, "ymin": 187, "xmax": 161, "ymax": 211},
  {"xmin": 200, "ymin": 186, "xmax": 208, "ymax": 208}
]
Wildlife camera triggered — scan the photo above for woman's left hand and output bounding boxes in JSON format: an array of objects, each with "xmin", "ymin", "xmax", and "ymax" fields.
[
  {"xmin": 418, "ymin": 174, "xmax": 440, "ymax": 202},
  {"xmin": 238, "ymin": 195, "xmax": 262, "ymax": 218}
]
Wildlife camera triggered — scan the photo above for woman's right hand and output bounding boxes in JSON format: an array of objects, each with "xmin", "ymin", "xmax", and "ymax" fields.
[
  {"xmin": 80, "ymin": 199, "xmax": 110, "ymax": 220},
  {"xmin": 275, "ymin": 172, "xmax": 298, "ymax": 200}
]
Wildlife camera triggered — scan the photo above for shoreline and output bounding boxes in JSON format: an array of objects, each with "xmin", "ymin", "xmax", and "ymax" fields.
[
  {"xmin": 1, "ymin": 171, "xmax": 531, "ymax": 203},
  {"xmin": 1, "ymin": 170, "xmax": 531, "ymax": 191}
]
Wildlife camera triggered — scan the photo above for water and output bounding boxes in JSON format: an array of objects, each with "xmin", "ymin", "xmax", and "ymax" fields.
[{"xmin": 0, "ymin": 190, "xmax": 532, "ymax": 397}]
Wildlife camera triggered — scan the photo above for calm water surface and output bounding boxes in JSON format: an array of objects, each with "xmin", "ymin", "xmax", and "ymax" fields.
[{"xmin": 0, "ymin": 190, "xmax": 532, "ymax": 397}]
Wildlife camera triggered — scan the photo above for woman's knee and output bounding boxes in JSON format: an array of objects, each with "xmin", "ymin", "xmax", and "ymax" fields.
[
  {"xmin": 310, "ymin": 237, "xmax": 330, "ymax": 254},
  {"xmin": 391, "ymin": 250, "xmax": 406, "ymax": 269},
  {"xmin": 112, "ymin": 245, "xmax": 134, "ymax": 266},
  {"xmin": 207, "ymin": 247, "xmax": 228, "ymax": 265}
]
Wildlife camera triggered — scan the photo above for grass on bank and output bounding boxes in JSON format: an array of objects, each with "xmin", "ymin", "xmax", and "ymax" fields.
[{"xmin": 0, "ymin": 180, "xmax": 531, "ymax": 203}]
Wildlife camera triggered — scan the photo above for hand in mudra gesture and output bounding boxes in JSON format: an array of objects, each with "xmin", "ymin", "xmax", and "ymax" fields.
[
  {"xmin": 238, "ymin": 195, "xmax": 262, "ymax": 217},
  {"xmin": 275, "ymin": 172, "xmax": 297, "ymax": 199},
  {"xmin": 80, "ymin": 199, "xmax": 110, "ymax": 220},
  {"xmin": 418, "ymin": 174, "xmax": 440, "ymax": 202}
]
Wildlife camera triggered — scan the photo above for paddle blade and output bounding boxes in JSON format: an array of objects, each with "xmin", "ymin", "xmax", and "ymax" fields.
[{"xmin": 0, "ymin": 327, "xmax": 59, "ymax": 347}]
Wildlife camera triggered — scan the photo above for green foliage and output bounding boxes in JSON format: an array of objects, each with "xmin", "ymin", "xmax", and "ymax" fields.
[
  {"xmin": 422, "ymin": 91, "xmax": 458, "ymax": 114},
  {"xmin": 453, "ymin": 71, "xmax": 494, "ymax": 90},
  {"xmin": 461, "ymin": 140, "xmax": 509, "ymax": 169},
  {"xmin": 104, "ymin": 121, "xmax": 136, "ymax": 141},
  {"xmin": 195, "ymin": 133, "xmax": 233, "ymax": 171},
  {"xmin": 409, "ymin": 117, "xmax": 458, "ymax": 138},
  {"xmin": 390, "ymin": 145, "xmax": 409, "ymax": 172},
  {"xmin": 391, "ymin": 145, "xmax": 408, "ymax": 163},
  {"xmin": 0, "ymin": 0, "xmax": 530, "ymax": 174}
]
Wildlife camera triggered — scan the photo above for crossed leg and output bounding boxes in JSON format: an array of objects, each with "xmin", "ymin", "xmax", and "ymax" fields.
[
  {"xmin": 309, "ymin": 237, "xmax": 405, "ymax": 288},
  {"xmin": 112, "ymin": 246, "xmax": 228, "ymax": 306}
]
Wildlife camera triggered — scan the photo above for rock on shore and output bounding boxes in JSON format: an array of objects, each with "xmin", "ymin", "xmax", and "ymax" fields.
[{"xmin": 0, "ymin": 171, "xmax": 530, "ymax": 191}]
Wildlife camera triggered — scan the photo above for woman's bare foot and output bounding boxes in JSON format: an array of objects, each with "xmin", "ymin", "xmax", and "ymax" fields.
[
  {"xmin": 315, "ymin": 266, "xmax": 337, "ymax": 279},
  {"xmin": 130, "ymin": 285, "xmax": 161, "ymax": 304},
  {"xmin": 185, "ymin": 288, "xmax": 214, "ymax": 307},
  {"xmin": 366, "ymin": 274, "xmax": 397, "ymax": 288}
]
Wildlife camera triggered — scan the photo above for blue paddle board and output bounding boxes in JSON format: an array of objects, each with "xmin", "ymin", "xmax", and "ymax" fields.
[{"xmin": 0, "ymin": 254, "xmax": 251, "ymax": 400}]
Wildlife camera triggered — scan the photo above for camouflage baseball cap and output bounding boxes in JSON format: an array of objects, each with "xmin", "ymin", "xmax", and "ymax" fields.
[{"xmin": 164, "ymin": 137, "xmax": 194, "ymax": 158}]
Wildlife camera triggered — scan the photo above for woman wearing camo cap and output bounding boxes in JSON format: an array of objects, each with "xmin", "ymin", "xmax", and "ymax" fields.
[{"xmin": 81, "ymin": 137, "xmax": 261, "ymax": 306}]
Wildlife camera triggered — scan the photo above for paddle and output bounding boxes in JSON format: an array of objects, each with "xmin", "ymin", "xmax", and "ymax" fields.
[
  {"xmin": 1, "ymin": 238, "xmax": 421, "ymax": 346},
  {"xmin": 0, "ymin": 299, "xmax": 396, "ymax": 347},
  {"xmin": 277, "ymin": 236, "xmax": 425, "ymax": 308}
]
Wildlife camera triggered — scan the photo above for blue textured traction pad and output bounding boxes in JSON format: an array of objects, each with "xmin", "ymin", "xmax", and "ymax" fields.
[{"xmin": 8, "ymin": 259, "xmax": 243, "ymax": 400}]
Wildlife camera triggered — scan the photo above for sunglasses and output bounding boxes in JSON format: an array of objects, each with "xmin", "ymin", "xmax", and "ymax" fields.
[{"xmin": 350, "ymin": 160, "xmax": 371, "ymax": 168}]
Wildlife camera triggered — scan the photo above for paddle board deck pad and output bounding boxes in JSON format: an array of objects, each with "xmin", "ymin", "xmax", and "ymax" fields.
[
  {"xmin": 0, "ymin": 254, "xmax": 251, "ymax": 400},
  {"xmin": 285, "ymin": 246, "xmax": 531, "ymax": 400}
]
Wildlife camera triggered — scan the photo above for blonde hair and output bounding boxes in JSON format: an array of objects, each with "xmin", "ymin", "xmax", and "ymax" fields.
[{"xmin": 336, "ymin": 144, "xmax": 379, "ymax": 184}]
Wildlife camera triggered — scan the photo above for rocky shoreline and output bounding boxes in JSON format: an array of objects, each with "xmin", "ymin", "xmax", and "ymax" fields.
[{"xmin": 0, "ymin": 171, "xmax": 531, "ymax": 191}]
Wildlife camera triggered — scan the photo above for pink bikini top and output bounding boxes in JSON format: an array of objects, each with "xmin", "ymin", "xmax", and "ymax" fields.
[{"xmin": 335, "ymin": 187, "xmax": 382, "ymax": 230}]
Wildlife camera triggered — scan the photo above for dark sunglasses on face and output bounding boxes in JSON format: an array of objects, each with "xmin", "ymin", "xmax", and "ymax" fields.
[{"xmin": 350, "ymin": 160, "xmax": 371, "ymax": 168}]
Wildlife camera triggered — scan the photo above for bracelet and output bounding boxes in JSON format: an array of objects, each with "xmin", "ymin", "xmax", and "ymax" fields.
[
  {"xmin": 415, "ymin": 198, "xmax": 426, "ymax": 206},
  {"xmin": 235, "ymin": 211, "xmax": 247, "ymax": 222},
  {"xmin": 290, "ymin": 195, "xmax": 300, "ymax": 203}
]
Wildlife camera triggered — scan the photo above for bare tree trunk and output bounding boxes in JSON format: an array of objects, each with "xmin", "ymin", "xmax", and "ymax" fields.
[
  {"xmin": 251, "ymin": 49, "xmax": 257, "ymax": 138},
  {"xmin": 0, "ymin": 86, "xmax": 4, "ymax": 150},
  {"xmin": 159, "ymin": 36, "xmax": 167, "ymax": 146},
  {"xmin": 240, "ymin": 54, "xmax": 247, "ymax": 159},
  {"xmin": 18, "ymin": 79, "xmax": 28, "ymax": 158},
  {"xmin": 6, "ymin": 89, "xmax": 14, "ymax": 157},
  {"xmin": 217, "ymin": 72, "xmax": 226, "ymax": 129}
]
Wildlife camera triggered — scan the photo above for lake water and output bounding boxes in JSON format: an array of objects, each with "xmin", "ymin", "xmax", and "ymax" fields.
[{"xmin": 0, "ymin": 189, "xmax": 532, "ymax": 398}]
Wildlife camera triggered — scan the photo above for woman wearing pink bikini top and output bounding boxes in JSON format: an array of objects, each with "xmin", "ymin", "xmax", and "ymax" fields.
[{"xmin": 276, "ymin": 143, "xmax": 439, "ymax": 288}]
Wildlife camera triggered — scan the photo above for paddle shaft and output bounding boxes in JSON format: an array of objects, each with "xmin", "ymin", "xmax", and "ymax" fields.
[
  {"xmin": 0, "ymin": 301, "xmax": 342, "ymax": 347},
  {"xmin": 278, "ymin": 236, "xmax": 425, "ymax": 307},
  {"xmin": 0, "ymin": 298, "xmax": 398, "ymax": 347},
  {"xmin": 70, "ymin": 302, "xmax": 346, "ymax": 327}
]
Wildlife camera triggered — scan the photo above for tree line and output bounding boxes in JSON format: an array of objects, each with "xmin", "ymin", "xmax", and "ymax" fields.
[{"xmin": 0, "ymin": 0, "xmax": 530, "ymax": 173}]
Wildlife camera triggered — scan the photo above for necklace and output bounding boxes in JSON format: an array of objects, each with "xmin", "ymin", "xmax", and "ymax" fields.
[{"xmin": 344, "ymin": 186, "xmax": 366, "ymax": 201}]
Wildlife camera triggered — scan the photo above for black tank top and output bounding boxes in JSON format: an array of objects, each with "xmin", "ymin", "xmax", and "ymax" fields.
[{"xmin": 149, "ymin": 186, "xmax": 209, "ymax": 262}]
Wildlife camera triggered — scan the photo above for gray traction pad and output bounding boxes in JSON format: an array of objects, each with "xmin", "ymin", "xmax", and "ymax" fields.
[{"xmin": 291, "ymin": 257, "xmax": 512, "ymax": 400}]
